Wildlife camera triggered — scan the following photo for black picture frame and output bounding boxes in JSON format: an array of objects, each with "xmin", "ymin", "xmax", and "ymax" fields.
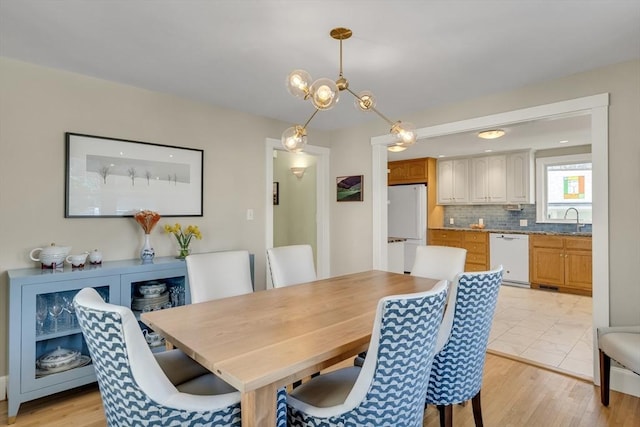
[
  {"xmin": 336, "ymin": 175, "xmax": 363, "ymax": 202},
  {"xmin": 65, "ymin": 133, "xmax": 204, "ymax": 217},
  {"xmin": 273, "ymin": 182, "xmax": 280, "ymax": 205}
]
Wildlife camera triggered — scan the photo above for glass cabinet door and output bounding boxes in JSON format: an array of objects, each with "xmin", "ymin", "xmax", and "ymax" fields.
[
  {"xmin": 121, "ymin": 268, "xmax": 190, "ymax": 351},
  {"xmin": 21, "ymin": 275, "xmax": 120, "ymax": 392}
]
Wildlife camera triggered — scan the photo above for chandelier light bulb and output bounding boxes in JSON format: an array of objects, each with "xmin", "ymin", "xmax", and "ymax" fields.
[
  {"xmin": 391, "ymin": 121, "xmax": 417, "ymax": 146},
  {"xmin": 281, "ymin": 126, "xmax": 307, "ymax": 153},
  {"xmin": 286, "ymin": 69, "xmax": 313, "ymax": 99},
  {"xmin": 355, "ymin": 91, "xmax": 376, "ymax": 112},
  {"xmin": 310, "ymin": 78, "xmax": 339, "ymax": 110}
]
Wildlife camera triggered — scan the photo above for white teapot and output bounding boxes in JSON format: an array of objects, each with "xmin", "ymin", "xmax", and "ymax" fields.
[{"xmin": 30, "ymin": 243, "xmax": 71, "ymax": 269}]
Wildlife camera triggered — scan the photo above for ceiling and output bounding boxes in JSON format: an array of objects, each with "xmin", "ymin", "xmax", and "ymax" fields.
[
  {"xmin": 1, "ymin": 1, "xmax": 638, "ymax": 146},
  {"xmin": 388, "ymin": 113, "xmax": 592, "ymax": 160}
]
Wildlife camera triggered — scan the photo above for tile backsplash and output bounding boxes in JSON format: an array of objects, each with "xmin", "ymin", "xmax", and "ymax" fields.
[{"xmin": 442, "ymin": 204, "xmax": 592, "ymax": 233}]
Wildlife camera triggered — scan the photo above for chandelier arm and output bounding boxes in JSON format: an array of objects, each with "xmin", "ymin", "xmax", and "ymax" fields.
[
  {"xmin": 345, "ymin": 88, "xmax": 395, "ymax": 126},
  {"xmin": 339, "ymin": 39, "xmax": 344, "ymax": 78},
  {"xmin": 302, "ymin": 108, "xmax": 321, "ymax": 129}
]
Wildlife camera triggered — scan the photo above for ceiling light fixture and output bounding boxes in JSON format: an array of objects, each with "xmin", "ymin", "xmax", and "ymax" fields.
[
  {"xmin": 282, "ymin": 27, "xmax": 417, "ymax": 153},
  {"xmin": 477, "ymin": 129, "xmax": 506, "ymax": 140}
]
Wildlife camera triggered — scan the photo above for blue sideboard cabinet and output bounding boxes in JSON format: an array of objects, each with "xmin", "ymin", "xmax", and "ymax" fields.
[{"xmin": 6, "ymin": 257, "xmax": 191, "ymax": 423}]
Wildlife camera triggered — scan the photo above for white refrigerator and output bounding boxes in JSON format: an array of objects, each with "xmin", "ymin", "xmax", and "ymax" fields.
[{"xmin": 388, "ymin": 184, "xmax": 427, "ymax": 273}]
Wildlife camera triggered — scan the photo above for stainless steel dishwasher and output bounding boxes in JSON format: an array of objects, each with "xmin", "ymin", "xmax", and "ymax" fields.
[{"xmin": 489, "ymin": 233, "xmax": 530, "ymax": 287}]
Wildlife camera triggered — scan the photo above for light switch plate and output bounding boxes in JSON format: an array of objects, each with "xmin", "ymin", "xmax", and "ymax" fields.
[{"xmin": 520, "ymin": 219, "xmax": 528, "ymax": 227}]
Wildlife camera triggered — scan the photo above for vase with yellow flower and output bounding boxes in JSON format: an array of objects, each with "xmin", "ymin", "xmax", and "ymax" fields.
[
  {"xmin": 164, "ymin": 223, "xmax": 202, "ymax": 259},
  {"xmin": 134, "ymin": 210, "xmax": 161, "ymax": 262}
]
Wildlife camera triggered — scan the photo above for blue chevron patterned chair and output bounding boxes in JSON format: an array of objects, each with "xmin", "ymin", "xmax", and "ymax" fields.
[
  {"xmin": 425, "ymin": 266, "xmax": 503, "ymax": 427},
  {"xmin": 354, "ymin": 245, "xmax": 466, "ymax": 368},
  {"xmin": 74, "ymin": 287, "xmax": 286, "ymax": 427},
  {"xmin": 286, "ymin": 279, "xmax": 449, "ymax": 426}
]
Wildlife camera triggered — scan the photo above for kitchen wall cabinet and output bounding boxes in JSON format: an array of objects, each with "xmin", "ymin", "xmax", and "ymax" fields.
[
  {"xmin": 437, "ymin": 159, "xmax": 469, "ymax": 204},
  {"xmin": 469, "ymin": 155, "xmax": 507, "ymax": 203},
  {"xmin": 506, "ymin": 151, "xmax": 535, "ymax": 203},
  {"xmin": 428, "ymin": 229, "xmax": 489, "ymax": 272},
  {"xmin": 6, "ymin": 257, "xmax": 191, "ymax": 423},
  {"xmin": 388, "ymin": 158, "xmax": 429, "ymax": 185},
  {"xmin": 530, "ymin": 235, "xmax": 592, "ymax": 296},
  {"xmin": 437, "ymin": 151, "xmax": 533, "ymax": 205}
]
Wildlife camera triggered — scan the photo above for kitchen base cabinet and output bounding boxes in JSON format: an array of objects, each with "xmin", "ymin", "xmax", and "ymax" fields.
[
  {"xmin": 6, "ymin": 257, "xmax": 190, "ymax": 423},
  {"xmin": 530, "ymin": 235, "xmax": 592, "ymax": 296},
  {"xmin": 428, "ymin": 229, "xmax": 489, "ymax": 272}
]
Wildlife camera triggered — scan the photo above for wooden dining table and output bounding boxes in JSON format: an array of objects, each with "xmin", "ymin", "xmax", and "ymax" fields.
[{"xmin": 141, "ymin": 269, "xmax": 440, "ymax": 427}]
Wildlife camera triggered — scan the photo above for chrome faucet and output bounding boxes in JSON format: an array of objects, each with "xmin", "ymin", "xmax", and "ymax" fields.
[{"xmin": 564, "ymin": 207, "xmax": 584, "ymax": 232}]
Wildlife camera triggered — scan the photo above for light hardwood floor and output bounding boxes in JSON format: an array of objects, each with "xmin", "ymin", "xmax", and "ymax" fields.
[{"xmin": 2, "ymin": 354, "xmax": 638, "ymax": 426}]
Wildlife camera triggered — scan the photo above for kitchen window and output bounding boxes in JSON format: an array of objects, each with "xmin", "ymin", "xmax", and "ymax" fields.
[{"xmin": 536, "ymin": 153, "xmax": 592, "ymax": 224}]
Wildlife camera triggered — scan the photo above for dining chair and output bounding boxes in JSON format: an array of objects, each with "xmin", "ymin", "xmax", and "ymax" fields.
[
  {"xmin": 425, "ymin": 266, "xmax": 503, "ymax": 427},
  {"xmin": 597, "ymin": 325, "xmax": 640, "ymax": 406},
  {"xmin": 75, "ymin": 287, "xmax": 287, "ymax": 427},
  {"xmin": 354, "ymin": 245, "xmax": 466, "ymax": 367},
  {"xmin": 411, "ymin": 245, "xmax": 467, "ymax": 354},
  {"xmin": 266, "ymin": 244, "xmax": 316, "ymax": 288},
  {"xmin": 185, "ymin": 250, "xmax": 253, "ymax": 303},
  {"xmin": 410, "ymin": 245, "xmax": 467, "ymax": 283},
  {"xmin": 286, "ymin": 280, "xmax": 449, "ymax": 426}
]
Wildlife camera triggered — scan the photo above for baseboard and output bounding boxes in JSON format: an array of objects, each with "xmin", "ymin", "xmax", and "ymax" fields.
[
  {"xmin": 611, "ymin": 367, "xmax": 640, "ymax": 398},
  {"xmin": 0, "ymin": 375, "xmax": 6, "ymax": 401}
]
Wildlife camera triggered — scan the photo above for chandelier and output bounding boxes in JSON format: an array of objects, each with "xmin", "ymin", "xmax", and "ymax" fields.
[{"xmin": 282, "ymin": 27, "xmax": 417, "ymax": 153}]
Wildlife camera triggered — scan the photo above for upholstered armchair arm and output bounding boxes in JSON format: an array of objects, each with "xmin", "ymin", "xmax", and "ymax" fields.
[{"xmin": 598, "ymin": 325, "xmax": 640, "ymax": 337}]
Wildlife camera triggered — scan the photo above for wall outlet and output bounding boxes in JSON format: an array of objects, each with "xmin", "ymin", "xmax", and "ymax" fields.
[
  {"xmin": 449, "ymin": 218, "xmax": 455, "ymax": 225},
  {"xmin": 479, "ymin": 218, "xmax": 484, "ymax": 225},
  {"xmin": 520, "ymin": 219, "xmax": 528, "ymax": 227}
]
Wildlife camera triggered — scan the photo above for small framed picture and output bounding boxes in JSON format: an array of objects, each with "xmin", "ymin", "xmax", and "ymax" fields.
[
  {"xmin": 336, "ymin": 175, "xmax": 363, "ymax": 202},
  {"xmin": 273, "ymin": 182, "xmax": 280, "ymax": 205}
]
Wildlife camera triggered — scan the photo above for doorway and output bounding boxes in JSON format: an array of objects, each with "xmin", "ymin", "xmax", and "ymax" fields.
[
  {"xmin": 370, "ymin": 94, "xmax": 609, "ymax": 382},
  {"xmin": 265, "ymin": 138, "xmax": 330, "ymax": 287}
]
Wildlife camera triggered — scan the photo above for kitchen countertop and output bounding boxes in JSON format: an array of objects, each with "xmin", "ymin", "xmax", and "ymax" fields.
[
  {"xmin": 388, "ymin": 237, "xmax": 408, "ymax": 243},
  {"xmin": 428, "ymin": 227, "xmax": 592, "ymax": 237}
]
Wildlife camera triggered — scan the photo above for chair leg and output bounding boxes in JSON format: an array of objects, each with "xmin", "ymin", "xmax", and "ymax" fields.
[
  {"xmin": 599, "ymin": 349, "xmax": 611, "ymax": 406},
  {"xmin": 437, "ymin": 405, "xmax": 452, "ymax": 427},
  {"xmin": 471, "ymin": 391, "xmax": 484, "ymax": 427}
]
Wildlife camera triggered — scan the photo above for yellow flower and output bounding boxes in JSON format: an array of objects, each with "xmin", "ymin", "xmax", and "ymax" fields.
[{"xmin": 163, "ymin": 223, "xmax": 203, "ymax": 258}]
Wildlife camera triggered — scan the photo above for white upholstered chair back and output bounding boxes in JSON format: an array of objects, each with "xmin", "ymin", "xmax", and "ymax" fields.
[
  {"xmin": 411, "ymin": 245, "xmax": 467, "ymax": 353},
  {"xmin": 410, "ymin": 245, "xmax": 467, "ymax": 283},
  {"xmin": 185, "ymin": 250, "xmax": 253, "ymax": 303},
  {"xmin": 267, "ymin": 245, "xmax": 317, "ymax": 288}
]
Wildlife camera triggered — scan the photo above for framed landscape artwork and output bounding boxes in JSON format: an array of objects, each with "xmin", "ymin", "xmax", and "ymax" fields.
[
  {"xmin": 65, "ymin": 133, "xmax": 203, "ymax": 217},
  {"xmin": 336, "ymin": 175, "xmax": 363, "ymax": 202}
]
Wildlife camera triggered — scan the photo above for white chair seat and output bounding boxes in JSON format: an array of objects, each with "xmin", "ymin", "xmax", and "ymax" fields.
[
  {"xmin": 289, "ymin": 367, "xmax": 360, "ymax": 408},
  {"xmin": 598, "ymin": 327, "xmax": 640, "ymax": 374},
  {"xmin": 597, "ymin": 325, "xmax": 640, "ymax": 406}
]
